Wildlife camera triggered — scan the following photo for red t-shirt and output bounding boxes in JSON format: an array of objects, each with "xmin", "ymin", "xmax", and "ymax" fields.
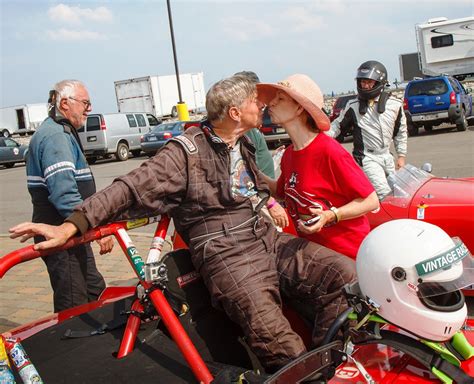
[{"xmin": 277, "ymin": 133, "xmax": 374, "ymax": 259}]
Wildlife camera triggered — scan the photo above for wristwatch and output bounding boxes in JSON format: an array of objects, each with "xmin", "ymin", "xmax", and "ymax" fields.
[{"xmin": 329, "ymin": 207, "xmax": 341, "ymax": 223}]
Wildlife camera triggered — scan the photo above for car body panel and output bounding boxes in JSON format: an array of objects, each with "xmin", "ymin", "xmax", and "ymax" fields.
[
  {"xmin": 140, "ymin": 120, "xmax": 200, "ymax": 155},
  {"xmin": 0, "ymin": 137, "xmax": 28, "ymax": 167}
]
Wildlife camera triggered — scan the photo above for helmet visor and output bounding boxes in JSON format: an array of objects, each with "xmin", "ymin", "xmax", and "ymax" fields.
[
  {"xmin": 416, "ymin": 238, "xmax": 473, "ymax": 299},
  {"xmin": 356, "ymin": 67, "xmax": 384, "ymax": 82}
]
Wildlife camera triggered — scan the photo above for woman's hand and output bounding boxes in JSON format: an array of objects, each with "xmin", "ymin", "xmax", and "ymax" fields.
[
  {"xmin": 268, "ymin": 201, "xmax": 290, "ymax": 228},
  {"xmin": 297, "ymin": 209, "xmax": 334, "ymax": 234}
]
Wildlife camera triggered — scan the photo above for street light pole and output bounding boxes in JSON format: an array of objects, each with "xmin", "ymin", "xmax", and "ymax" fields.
[{"xmin": 166, "ymin": 0, "xmax": 189, "ymax": 121}]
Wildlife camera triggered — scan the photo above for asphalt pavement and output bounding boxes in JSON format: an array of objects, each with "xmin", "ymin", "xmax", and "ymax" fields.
[{"xmin": 0, "ymin": 126, "xmax": 473, "ymax": 332}]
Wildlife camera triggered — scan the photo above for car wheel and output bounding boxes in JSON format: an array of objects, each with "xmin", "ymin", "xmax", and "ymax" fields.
[
  {"xmin": 1, "ymin": 129, "xmax": 10, "ymax": 138},
  {"xmin": 171, "ymin": 106, "xmax": 178, "ymax": 118},
  {"xmin": 456, "ymin": 108, "xmax": 468, "ymax": 131},
  {"xmin": 407, "ymin": 123, "xmax": 419, "ymax": 136},
  {"xmin": 116, "ymin": 142, "xmax": 129, "ymax": 161},
  {"xmin": 131, "ymin": 149, "xmax": 141, "ymax": 158},
  {"xmin": 88, "ymin": 157, "xmax": 97, "ymax": 165},
  {"xmin": 5, "ymin": 163, "xmax": 14, "ymax": 168}
]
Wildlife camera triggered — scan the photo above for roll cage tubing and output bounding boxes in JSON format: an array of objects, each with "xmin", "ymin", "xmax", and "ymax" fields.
[{"xmin": 0, "ymin": 215, "xmax": 214, "ymax": 384}]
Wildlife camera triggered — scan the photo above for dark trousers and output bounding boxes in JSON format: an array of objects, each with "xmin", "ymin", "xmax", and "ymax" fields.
[
  {"xmin": 40, "ymin": 243, "xmax": 106, "ymax": 313},
  {"xmin": 190, "ymin": 216, "xmax": 356, "ymax": 372}
]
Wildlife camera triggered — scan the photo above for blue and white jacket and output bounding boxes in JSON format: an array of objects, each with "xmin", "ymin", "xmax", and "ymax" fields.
[{"xmin": 27, "ymin": 117, "xmax": 96, "ymax": 225}]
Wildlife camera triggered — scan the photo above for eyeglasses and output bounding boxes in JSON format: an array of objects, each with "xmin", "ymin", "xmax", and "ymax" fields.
[{"xmin": 68, "ymin": 97, "xmax": 92, "ymax": 109}]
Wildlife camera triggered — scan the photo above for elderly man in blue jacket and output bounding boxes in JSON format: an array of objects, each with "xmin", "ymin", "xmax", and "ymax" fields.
[{"xmin": 26, "ymin": 79, "xmax": 113, "ymax": 312}]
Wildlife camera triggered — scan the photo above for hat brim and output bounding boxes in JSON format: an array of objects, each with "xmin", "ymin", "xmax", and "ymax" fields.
[{"xmin": 257, "ymin": 83, "xmax": 330, "ymax": 132}]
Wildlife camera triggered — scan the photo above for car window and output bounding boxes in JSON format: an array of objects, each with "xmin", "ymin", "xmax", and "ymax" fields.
[
  {"xmin": 86, "ymin": 116, "xmax": 100, "ymax": 132},
  {"xmin": 147, "ymin": 114, "xmax": 160, "ymax": 126},
  {"xmin": 135, "ymin": 114, "xmax": 146, "ymax": 127},
  {"xmin": 407, "ymin": 80, "xmax": 448, "ymax": 96},
  {"xmin": 151, "ymin": 123, "xmax": 176, "ymax": 133},
  {"xmin": 126, "ymin": 114, "xmax": 138, "ymax": 128},
  {"xmin": 4, "ymin": 138, "xmax": 18, "ymax": 147},
  {"xmin": 431, "ymin": 34, "xmax": 453, "ymax": 48},
  {"xmin": 448, "ymin": 79, "xmax": 460, "ymax": 93}
]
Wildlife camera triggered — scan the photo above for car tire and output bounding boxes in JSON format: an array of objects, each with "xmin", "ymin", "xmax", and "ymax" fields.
[
  {"xmin": 407, "ymin": 123, "xmax": 419, "ymax": 136},
  {"xmin": 131, "ymin": 149, "xmax": 141, "ymax": 158},
  {"xmin": 456, "ymin": 108, "xmax": 468, "ymax": 131},
  {"xmin": 1, "ymin": 129, "xmax": 10, "ymax": 138},
  {"xmin": 5, "ymin": 163, "xmax": 14, "ymax": 168},
  {"xmin": 116, "ymin": 142, "xmax": 129, "ymax": 161},
  {"xmin": 88, "ymin": 157, "xmax": 97, "ymax": 165},
  {"xmin": 171, "ymin": 106, "xmax": 178, "ymax": 118}
]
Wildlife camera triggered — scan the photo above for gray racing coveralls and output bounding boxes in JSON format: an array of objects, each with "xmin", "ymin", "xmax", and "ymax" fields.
[
  {"xmin": 328, "ymin": 95, "xmax": 407, "ymax": 199},
  {"xmin": 67, "ymin": 123, "xmax": 356, "ymax": 372}
]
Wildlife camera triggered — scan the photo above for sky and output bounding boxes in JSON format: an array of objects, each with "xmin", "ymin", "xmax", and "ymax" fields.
[{"xmin": 1, "ymin": 0, "xmax": 472, "ymax": 113}]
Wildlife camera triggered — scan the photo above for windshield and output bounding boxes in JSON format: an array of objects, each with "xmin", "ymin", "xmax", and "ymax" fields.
[
  {"xmin": 384, "ymin": 164, "xmax": 432, "ymax": 207},
  {"xmin": 151, "ymin": 123, "xmax": 177, "ymax": 133},
  {"xmin": 408, "ymin": 79, "xmax": 448, "ymax": 96}
]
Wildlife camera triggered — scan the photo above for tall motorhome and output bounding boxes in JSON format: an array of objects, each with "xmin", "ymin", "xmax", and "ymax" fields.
[{"xmin": 416, "ymin": 16, "xmax": 474, "ymax": 79}]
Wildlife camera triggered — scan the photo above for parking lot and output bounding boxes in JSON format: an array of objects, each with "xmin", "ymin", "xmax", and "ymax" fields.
[
  {"xmin": 0, "ymin": 125, "xmax": 473, "ymax": 330},
  {"xmin": 1, "ymin": 124, "xmax": 473, "ymax": 233}
]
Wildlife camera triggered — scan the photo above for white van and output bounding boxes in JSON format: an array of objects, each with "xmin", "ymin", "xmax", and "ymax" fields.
[{"xmin": 78, "ymin": 112, "xmax": 161, "ymax": 162}]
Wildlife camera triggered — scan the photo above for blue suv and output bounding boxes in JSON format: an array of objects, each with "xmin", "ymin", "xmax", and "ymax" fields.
[{"xmin": 403, "ymin": 76, "xmax": 472, "ymax": 136}]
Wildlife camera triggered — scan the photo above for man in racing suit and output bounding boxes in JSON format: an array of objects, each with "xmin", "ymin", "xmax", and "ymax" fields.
[
  {"xmin": 328, "ymin": 60, "xmax": 408, "ymax": 199},
  {"xmin": 11, "ymin": 75, "xmax": 356, "ymax": 372}
]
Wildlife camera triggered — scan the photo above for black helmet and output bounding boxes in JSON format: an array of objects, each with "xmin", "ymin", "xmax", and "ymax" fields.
[{"xmin": 356, "ymin": 60, "xmax": 388, "ymax": 100}]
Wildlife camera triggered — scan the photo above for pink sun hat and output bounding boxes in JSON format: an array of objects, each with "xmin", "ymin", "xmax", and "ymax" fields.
[{"xmin": 257, "ymin": 74, "xmax": 330, "ymax": 131}]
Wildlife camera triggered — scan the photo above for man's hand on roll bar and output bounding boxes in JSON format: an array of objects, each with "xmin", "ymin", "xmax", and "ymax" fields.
[{"xmin": 9, "ymin": 222, "xmax": 78, "ymax": 251}]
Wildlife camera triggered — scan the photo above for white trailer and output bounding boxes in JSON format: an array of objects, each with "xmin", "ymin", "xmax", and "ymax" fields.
[
  {"xmin": 114, "ymin": 72, "xmax": 206, "ymax": 119},
  {"xmin": 0, "ymin": 103, "xmax": 48, "ymax": 138},
  {"xmin": 416, "ymin": 16, "xmax": 474, "ymax": 79}
]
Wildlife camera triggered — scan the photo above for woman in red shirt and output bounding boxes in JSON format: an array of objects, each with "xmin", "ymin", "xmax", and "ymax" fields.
[{"xmin": 257, "ymin": 74, "xmax": 379, "ymax": 259}]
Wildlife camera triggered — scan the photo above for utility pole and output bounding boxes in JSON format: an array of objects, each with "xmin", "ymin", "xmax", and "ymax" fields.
[{"xmin": 167, "ymin": 0, "xmax": 189, "ymax": 121}]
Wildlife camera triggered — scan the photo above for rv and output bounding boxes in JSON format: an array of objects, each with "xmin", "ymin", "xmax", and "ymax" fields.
[
  {"xmin": 114, "ymin": 73, "xmax": 206, "ymax": 119},
  {"xmin": 416, "ymin": 16, "xmax": 474, "ymax": 79},
  {"xmin": 0, "ymin": 103, "xmax": 48, "ymax": 137}
]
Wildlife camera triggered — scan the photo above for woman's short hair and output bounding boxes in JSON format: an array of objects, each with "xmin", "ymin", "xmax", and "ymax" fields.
[{"xmin": 206, "ymin": 76, "xmax": 256, "ymax": 122}]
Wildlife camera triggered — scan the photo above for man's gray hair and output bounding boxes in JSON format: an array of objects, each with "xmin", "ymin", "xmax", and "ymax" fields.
[
  {"xmin": 206, "ymin": 76, "xmax": 256, "ymax": 122},
  {"xmin": 53, "ymin": 79, "xmax": 85, "ymax": 109}
]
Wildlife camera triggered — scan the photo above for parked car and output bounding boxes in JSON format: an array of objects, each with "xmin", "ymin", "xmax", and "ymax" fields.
[
  {"xmin": 404, "ymin": 75, "xmax": 473, "ymax": 136},
  {"xmin": 141, "ymin": 120, "xmax": 200, "ymax": 156},
  {"xmin": 258, "ymin": 108, "xmax": 290, "ymax": 148},
  {"xmin": 77, "ymin": 112, "xmax": 161, "ymax": 163},
  {"xmin": 0, "ymin": 137, "xmax": 28, "ymax": 168},
  {"xmin": 329, "ymin": 94, "xmax": 358, "ymax": 142}
]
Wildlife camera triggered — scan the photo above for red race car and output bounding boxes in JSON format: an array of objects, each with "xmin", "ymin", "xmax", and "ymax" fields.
[
  {"xmin": 1, "ymin": 216, "xmax": 473, "ymax": 383},
  {"xmin": 369, "ymin": 164, "xmax": 474, "ymax": 255}
]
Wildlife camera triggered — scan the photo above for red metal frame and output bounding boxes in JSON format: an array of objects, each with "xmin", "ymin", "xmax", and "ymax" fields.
[{"xmin": 0, "ymin": 215, "xmax": 213, "ymax": 384}]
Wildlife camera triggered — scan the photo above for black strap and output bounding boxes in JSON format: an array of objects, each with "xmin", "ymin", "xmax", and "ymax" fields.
[
  {"xmin": 264, "ymin": 341, "xmax": 344, "ymax": 384},
  {"xmin": 359, "ymin": 330, "xmax": 474, "ymax": 383},
  {"xmin": 62, "ymin": 317, "xmax": 126, "ymax": 339}
]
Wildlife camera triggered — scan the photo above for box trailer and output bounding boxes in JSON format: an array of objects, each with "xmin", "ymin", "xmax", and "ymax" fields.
[
  {"xmin": 0, "ymin": 103, "xmax": 48, "ymax": 138},
  {"xmin": 114, "ymin": 72, "xmax": 206, "ymax": 119},
  {"xmin": 416, "ymin": 16, "xmax": 474, "ymax": 79}
]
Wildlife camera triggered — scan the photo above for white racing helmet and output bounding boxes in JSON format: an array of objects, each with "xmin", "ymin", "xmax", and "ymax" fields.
[{"xmin": 356, "ymin": 219, "xmax": 472, "ymax": 341}]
